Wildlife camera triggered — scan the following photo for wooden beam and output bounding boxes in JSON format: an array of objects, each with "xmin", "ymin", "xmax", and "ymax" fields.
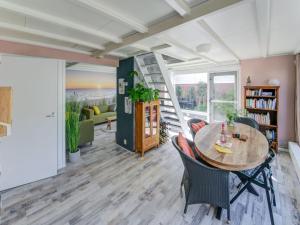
[
  {"xmin": 98, "ymin": 0, "xmax": 242, "ymax": 56},
  {"xmin": 164, "ymin": 0, "xmax": 191, "ymax": 17},
  {"xmin": 197, "ymin": 19, "xmax": 240, "ymax": 61},
  {"xmin": 0, "ymin": 40, "xmax": 119, "ymax": 67},
  {"xmin": 71, "ymin": 0, "xmax": 148, "ymax": 33},
  {"xmin": 0, "ymin": 22, "xmax": 104, "ymax": 50},
  {"xmin": 0, "ymin": 1, "xmax": 121, "ymax": 43}
]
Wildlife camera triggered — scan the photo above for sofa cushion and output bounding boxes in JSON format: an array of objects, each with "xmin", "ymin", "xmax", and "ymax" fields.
[
  {"xmin": 191, "ymin": 121, "xmax": 206, "ymax": 133},
  {"xmin": 99, "ymin": 104, "xmax": 109, "ymax": 113},
  {"xmin": 108, "ymin": 104, "xmax": 116, "ymax": 112},
  {"xmin": 178, "ymin": 132, "xmax": 195, "ymax": 159},
  {"xmin": 92, "ymin": 105, "xmax": 101, "ymax": 115}
]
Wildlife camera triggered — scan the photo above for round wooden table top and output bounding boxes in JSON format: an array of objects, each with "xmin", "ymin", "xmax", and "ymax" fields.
[{"xmin": 194, "ymin": 123, "xmax": 269, "ymax": 171}]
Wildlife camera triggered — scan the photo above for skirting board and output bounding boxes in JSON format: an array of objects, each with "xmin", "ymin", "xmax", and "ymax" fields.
[{"xmin": 288, "ymin": 142, "xmax": 300, "ymax": 182}]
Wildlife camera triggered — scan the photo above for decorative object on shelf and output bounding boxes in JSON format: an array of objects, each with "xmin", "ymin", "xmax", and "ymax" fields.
[
  {"xmin": 246, "ymin": 76, "xmax": 251, "ymax": 86},
  {"xmin": 244, "ymin": 86, "xmax": 279, "ymax": 151},
  {"xmin": 159, "ymin": 119, "xmax": 169, "ymax": 144},
  {"xmin": 66, "ymin": 97, "xmax": 81, "ymax": 163},
  {"xmin": 268, "ymin": 79, "xmax": 280, "ymax": 86}
]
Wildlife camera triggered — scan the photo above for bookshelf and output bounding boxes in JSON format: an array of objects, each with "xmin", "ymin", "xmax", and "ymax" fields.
[{"xmin": 244, "ymin": 86, "xmax": 279, "ymax": 151}]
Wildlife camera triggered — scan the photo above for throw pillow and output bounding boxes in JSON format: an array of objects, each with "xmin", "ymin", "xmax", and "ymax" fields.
[
  {"xmin": 178, "ymin": 132, "xmax": 195, "ymax": 159},
  {"xmin": 191, "ymin": 121, "xmax": 206, "ymax": 133},
  {"xmin": 92, "ymin": 105, "xmax": 101, "ymax": 115}
]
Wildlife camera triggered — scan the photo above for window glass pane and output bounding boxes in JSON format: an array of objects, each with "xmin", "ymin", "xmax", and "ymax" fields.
[
  {"xmin": 145, "ymin": 106, "xmax": 151, "ymax": 138},
  {"xmin": 213, "ymin": 102, "xmax": 236, "ymax": 122},
  {"xmin": 174, "ymin": 73, "xmax": 208, "ymax": 112},
  {"xmin": 213, "ymin": 75, "xmax": 235, "ymax": 101}
]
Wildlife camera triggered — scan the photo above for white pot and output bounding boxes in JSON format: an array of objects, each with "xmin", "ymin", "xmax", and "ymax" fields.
[
  {"xmin": 69, "ymin": 149, "xmax": 80, "ymax": 163},
  {"xmin": 268, "ymin": 79, "xmax": 280, "ymax": 86}
]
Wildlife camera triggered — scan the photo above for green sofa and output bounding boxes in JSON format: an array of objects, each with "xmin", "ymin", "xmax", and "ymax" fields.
[
  {"xmin": 82, "ymin": 104, "xmax": 116, "ymax": 125},
  {"xmin": 79, "ymin": 119, "xmax": 94, "ymax": 146}
]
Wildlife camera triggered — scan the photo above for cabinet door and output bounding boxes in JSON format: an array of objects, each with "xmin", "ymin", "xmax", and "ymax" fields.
[
  {"xmin": 144, "ymin": 105, "xmax": 151, "ymax": 138},
  {"xmin": 152, "ymin": 104, "xmax": 158, "ymax": 136}
]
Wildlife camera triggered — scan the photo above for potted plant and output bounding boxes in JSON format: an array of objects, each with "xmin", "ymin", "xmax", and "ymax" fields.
[
  {"xmin": 128, "ymin": 83, "xmax": 159, "ymax": 103},
  {"xmin": 226, "ymin": 109, "xmax": 237, "ymax": 132},
  {"xmin": 66, "ymin": 98, "xmax": 81, "ymax": 163}
]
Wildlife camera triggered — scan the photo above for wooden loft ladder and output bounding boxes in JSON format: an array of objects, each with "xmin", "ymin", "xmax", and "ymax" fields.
[{"xmin": 135, "ymin": 52, "xmax": 189, "ymax": 136}]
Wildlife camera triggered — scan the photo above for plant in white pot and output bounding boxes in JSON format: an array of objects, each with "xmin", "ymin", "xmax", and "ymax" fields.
[{"xmin": 66, "ymin": 98, "xmax": 81, "ymax": 163}]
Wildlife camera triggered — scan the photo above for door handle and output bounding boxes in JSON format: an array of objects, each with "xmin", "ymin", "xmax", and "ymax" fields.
[{"xmin": 46, "ymin": 112, "xmax": 55, "ymax": 118}]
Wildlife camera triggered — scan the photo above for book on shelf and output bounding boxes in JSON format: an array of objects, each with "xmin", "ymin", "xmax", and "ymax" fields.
[
  {"xmin": 265, "ymin": 130, "xmax": 276, "ymax": 141},
  {"xmin": 248, "ymin": 112, "xmax": 271, "ymax": 125},
  {"xmin": 245, "ymin": 88, "xmax": 274, "ymax": 97},
  {"xmin": 246, "ymin": 98, "xmax": 276, "ymax": 110}
]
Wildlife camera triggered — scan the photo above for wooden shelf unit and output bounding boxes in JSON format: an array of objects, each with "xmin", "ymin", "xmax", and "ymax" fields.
[{"xmin": 244, "ymin": 86, "xmax": 279, "ymax": 151}]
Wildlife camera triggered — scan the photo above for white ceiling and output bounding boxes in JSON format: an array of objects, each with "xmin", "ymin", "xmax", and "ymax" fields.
[{"xmin": 0, "ymin": 0, "xmax": 299, "ymax": 66}]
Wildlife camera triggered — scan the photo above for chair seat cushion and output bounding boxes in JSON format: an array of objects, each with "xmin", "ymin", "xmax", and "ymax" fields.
[
  {"xmin": 178, "ymin": 132, "xmax": 195, "ymax": 159},
  {"xmin": 191, "ymin": 121, "xmax": 206, "ymax": 133}
]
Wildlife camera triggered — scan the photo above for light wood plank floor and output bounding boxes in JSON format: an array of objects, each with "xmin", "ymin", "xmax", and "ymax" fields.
[{"xmin": 1, "ymin": 122, "xmax": 300, "ymax": 225}]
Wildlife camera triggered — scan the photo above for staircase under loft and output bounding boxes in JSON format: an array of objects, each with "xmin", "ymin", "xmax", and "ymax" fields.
[{"xmin": 135, "ymin": 52, "xmax": 189, "ymax": 136}]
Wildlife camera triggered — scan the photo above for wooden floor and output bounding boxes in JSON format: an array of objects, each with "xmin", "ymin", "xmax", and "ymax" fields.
[{"xmin": 1, "ymin": 122, "xmax": 300, "ymax": 225}]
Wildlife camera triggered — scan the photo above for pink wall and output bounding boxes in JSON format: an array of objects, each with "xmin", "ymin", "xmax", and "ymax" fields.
[{"xmin": 240, "ymin": 55, "xmax": 296, "ymax": 147}]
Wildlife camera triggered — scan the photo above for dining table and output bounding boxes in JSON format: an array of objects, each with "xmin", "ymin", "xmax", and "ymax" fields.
[
  {"xmin": 194, "ymin": 122, "xmax": 269, "ymax": 219},
  {"xmin": 194, "ymin": 122, "xmax": 269, "ymax": 171}
]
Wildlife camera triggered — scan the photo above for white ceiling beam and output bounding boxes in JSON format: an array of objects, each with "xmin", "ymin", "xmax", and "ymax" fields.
[
  {"xmin": 67, "ymin": 63, "xmax": 116, "ymax": 73},
  {"xmin": 71, "ymin": 0, "xmax": 148, "ymax": 33},
  {"xmin": 0, "ymin": 35, "xmax": 91, "ymax": 55},
  {"xmin": 108, "ymin": 51, "xmax": 128, "ymax": 58},
  {"xmin": 0, "ymin": 0, "xmax": 121, "ymax": 43},
  {"xmin": 131, "ymin": 44, "xmax": 151, "ymax": 52},
  {"xmin": 99, "ymin": 0, "xmax": 242, "ymax": 56},
  {"xmin": 158, "ymin": 35, "xmax": 218, "ymax": 64},
  {"xmin": 165, "ymin": 0, "xmax": 191, "ymax": 17},
  {"xmin": 0, "ymin": 21, "xmax": 104, "ymax": 50},
  {"xmin": 253, "ymin": 0, "xmax": 271, "ymax": 58},
  {"xmin": 197, "ymin": 19, "xmax": 240, "ymax": 61}
]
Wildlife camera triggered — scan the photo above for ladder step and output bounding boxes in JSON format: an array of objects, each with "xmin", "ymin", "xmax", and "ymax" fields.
[
  {"xmin": 144, "ymin": 73, "xmax": 162, "ymax": 76},
  {"xmin": 142, "ymin": 63, "xmax": 158, "ymax": 67},
  {"xmin": 168, "ymin": 126, "xmax": 182, "ymax": 133},
  {"xmin": 158, "ymin": 90, "xmax": 168, "ymax": 93},
  {"xmin": 161, "ymin": 111, "xmax": 177, "ymax": 115},
  {"xmin": 164, "ymin": 116, "xmax": 180, "ymax": 122},
  {"xmin": 159, "ymin": 97, "xmax": 171, "ymax": 101},
  {"xmin": 160, "ymin": 104, "xmax": 174, "ymax": 109},
  {"xmin": 149, "ymin": 82, "xmax": 165, "ymax": 85},
  {"xmin": 167, "ymin": 122, "xmax": 181, "ymax": 128}
]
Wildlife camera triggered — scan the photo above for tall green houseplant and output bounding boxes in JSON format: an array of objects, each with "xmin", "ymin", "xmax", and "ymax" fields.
[{"xmin": 66, "ymin": 98, "xmax": 81, "ymax": 154}]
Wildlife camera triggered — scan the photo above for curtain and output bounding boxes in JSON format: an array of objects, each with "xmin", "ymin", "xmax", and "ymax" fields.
[{"xmin": 296, "ymin": 54, "xmax": 300, "ymax": 144}]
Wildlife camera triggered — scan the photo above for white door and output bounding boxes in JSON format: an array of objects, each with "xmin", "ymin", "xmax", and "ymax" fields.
[
  {"xmin": 0, "ymin": 55, "xmax": 58, "ymax": 191},
  {"xmin": 209, "ymin": 72, "xmax": 238, "ymax": 122}
]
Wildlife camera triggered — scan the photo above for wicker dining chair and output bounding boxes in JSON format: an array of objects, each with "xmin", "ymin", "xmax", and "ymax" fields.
[
  {"xmin": 187, "ymin": 118, "xmax": 209, "ymax": 139},
  {"xmin": 172, "ymin": 136, "xmax": 231, "ymax": 222},
  {"xmin": 234, "ymin": 116, "xmax": 259, "ymax": 130}
]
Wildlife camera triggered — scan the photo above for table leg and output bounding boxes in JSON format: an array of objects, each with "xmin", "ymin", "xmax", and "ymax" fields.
[
  {"xmin": 236, "ymin": 173, "xmax": 259, "ymax": 196},
  {"xmin": 107, "ymin": 120, "xmax": 111, "ymax": 130},
  {"xmin": 216, "ymin": 207, "xmax": 222, "ymax": 220}
]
